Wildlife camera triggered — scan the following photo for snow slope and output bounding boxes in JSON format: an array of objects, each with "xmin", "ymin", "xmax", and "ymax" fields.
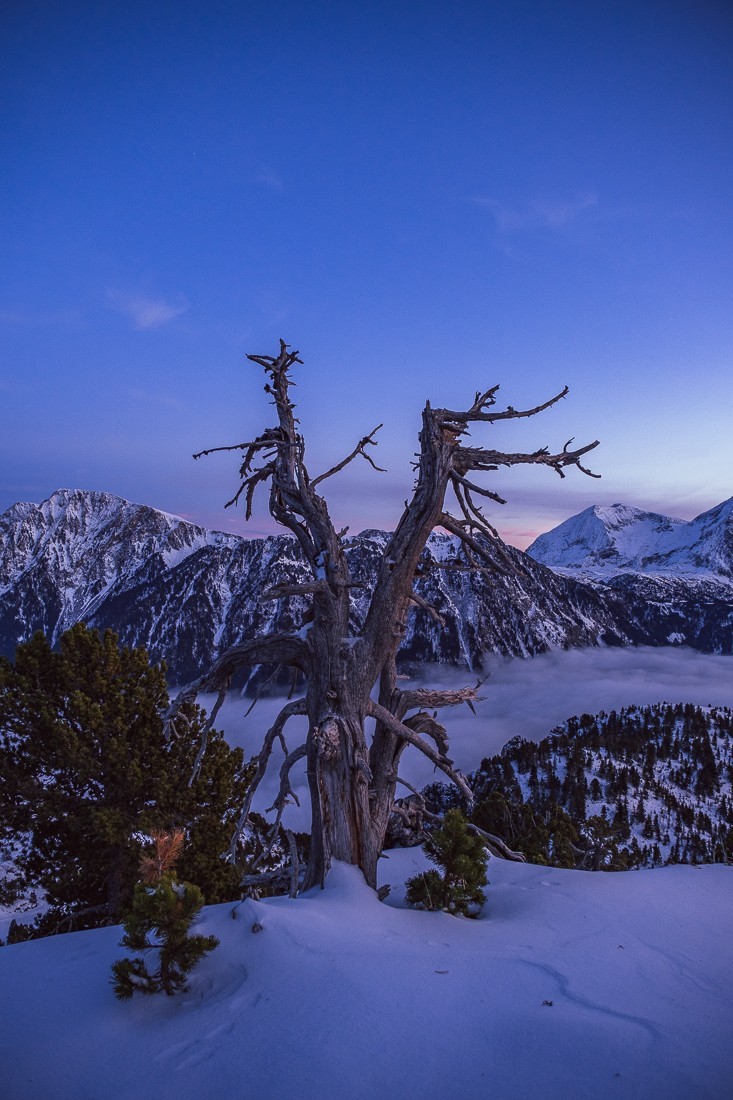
[
  {"xmin": 1, "ymin": 853, "xmax": 732, "ymax": 1100},
  {"xmin": 527, "ymin": 498, "xmax": 733, "ymax": 581}
]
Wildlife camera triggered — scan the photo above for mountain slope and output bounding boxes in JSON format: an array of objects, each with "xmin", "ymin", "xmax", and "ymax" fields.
[
  {"xmin": 468, "ymin": 701, "xmax": 733, "ymax": 869},
  {"xmin": 0, "ymin": 489, "xmax": 632, "ymax": 682},
  {"xmin": 1, "ymin": 856, "xmax": 732, "ymax": 1099},
  {"xmin": 0, "ymin": 489, "xmax": 233, "ymax": 646},
  {"xmin": 527, "ymin": 498, "xmax": 733, "ymax": 580},
  {"xmin": 525, "ymin": 499, "xmax": 733, "ymax": 653}
]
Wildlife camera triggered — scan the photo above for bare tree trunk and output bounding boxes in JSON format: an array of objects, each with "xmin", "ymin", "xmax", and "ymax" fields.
[{"xmin": 175, "ymin": 340, "xmax": 599, "ymax": 892}]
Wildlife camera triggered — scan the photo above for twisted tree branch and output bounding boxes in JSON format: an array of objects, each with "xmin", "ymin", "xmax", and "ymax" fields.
[
  {"xmin": 455, "ymin": 439, "xmax": 600, "ymax": 479},
  {"xmin": 399, "ymin": 680, "xmax": 485, "ymax": 714},
  {"xmin": 226, "ymin": 697, "xmax": 308, "ymax": 860},
  {"xmin": 367, "ymin": 699, "xmax": 474, "ymax": 805},
  {"xmin": 407, "ymin": 591, "xmax": 446, "ymax": 625},
  {"xmin": 437, "ymin": 384, "xmax": 569, "ymax": 426},
  {"xmin": 466, "ymin": 822, "xmax": 526, "ymax": 862},
  {"xmin": 311, "ymin": 424, "xmax": 385, "ymax": 487}
]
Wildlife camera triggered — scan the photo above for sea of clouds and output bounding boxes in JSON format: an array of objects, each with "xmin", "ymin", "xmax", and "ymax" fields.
[{"xmin": 200, "ymin": 645, "xmax": 733, "ymax": 830}]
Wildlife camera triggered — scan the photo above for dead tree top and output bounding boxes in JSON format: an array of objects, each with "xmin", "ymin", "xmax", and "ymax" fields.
[{"xmin": 193, "ymin": 338, "xmax": 598, "ymax": 566}]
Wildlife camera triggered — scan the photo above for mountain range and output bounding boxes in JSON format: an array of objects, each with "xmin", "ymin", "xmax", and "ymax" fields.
[
  {"xmin": 1, "ymin": 489, "xmax": 732, "ymax": 682},
  {"xmin": 526, "ymin": 499, "xmax": 733, "ymax": 655}
]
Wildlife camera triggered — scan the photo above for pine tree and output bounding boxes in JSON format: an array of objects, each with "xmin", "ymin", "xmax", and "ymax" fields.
[
  {"xmin": 0, "ymin": 625, "xmax": 251, "ymax": 932},
  {"xmin": 546, "ymin": 805, "xmax": 579, "ymax": 868},
  {"xmin": 405, "ymin": 809, "xmax": 488, "ymax": 917},
  {"xmin": 111, "ymin": 831, "xmax": 218, "ymax": 999}
]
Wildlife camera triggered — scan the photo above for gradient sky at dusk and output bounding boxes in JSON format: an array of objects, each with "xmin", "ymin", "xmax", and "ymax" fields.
[{"xmin": 2, "ymin": 1, "xmax": 731, "ymax": 547}]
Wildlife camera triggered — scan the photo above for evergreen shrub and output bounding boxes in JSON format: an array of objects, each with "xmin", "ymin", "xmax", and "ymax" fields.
[
  {"xmin": 405, "ymin": 809, "xmax": 488, "ymax": 917},
  {"xmin": 112, "ymin": 831, "xmax": 218, "ymax": 999}
]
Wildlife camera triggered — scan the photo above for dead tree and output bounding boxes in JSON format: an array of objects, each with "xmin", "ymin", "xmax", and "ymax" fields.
[{"xmin": 178, "ymin": 340, "xmax": 599, "ymax": 891}]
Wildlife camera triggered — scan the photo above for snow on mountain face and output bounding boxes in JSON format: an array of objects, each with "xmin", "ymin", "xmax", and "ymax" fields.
[
  {"xmin": 527, "ymin": 498, "xmax": 733, "ymax": 580},
  {"xmin": 3, "ymin": 489, "xmax": 733, "ymax": 679},
  {"xmin": 524, "ymin": 500, "xmax": 733, "ymax": 654},
  {"xmin": 0, "ymin": 489, "xmax": 232, "ymax": 650},
  {"xmin": 0, "ymin": 489, "xmax": 631, "ymax": 683}
]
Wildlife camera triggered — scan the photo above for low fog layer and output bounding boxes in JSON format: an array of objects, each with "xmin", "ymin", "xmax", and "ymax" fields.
[{"xmin": 201, "ymin": 646, "xmax": 733, "ymax": 831}]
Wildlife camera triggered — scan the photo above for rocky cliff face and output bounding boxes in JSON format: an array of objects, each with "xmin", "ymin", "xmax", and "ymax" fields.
[{"xmin": 1, "ymin": 489, "xmax": 638, "ymax": 682}]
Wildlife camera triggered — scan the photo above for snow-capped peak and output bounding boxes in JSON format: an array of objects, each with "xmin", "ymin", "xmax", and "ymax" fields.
[{"xmin": 527, "ymin": 499, "xmax": 733, "ymax": 580}]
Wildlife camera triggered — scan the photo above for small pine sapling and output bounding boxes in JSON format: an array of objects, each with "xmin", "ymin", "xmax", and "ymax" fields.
[
  {"xmin": 405, "ymin": 809, "xmax": 488, "ymax": 918},
  {"xmin": 111, "ymin": 831, "xmax": 219, "ymax": 999}
]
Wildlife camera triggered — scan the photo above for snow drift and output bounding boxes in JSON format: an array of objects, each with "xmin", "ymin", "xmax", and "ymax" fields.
[{"xmin": 1, "ymin": 853, "xmax": 732, "ymax": 1100}]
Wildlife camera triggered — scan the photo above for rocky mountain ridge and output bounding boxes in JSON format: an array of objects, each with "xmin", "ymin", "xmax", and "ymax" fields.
[
  {"xmin": 527, "ymin": 498, "xmax": 733, "ymax": 580},
  {"xmin": 526, "ymin": 498, "xmax": 733, "ymax": 656},
  {"xmin": 0, "ymin": 489, "xmax": 634, "ymax": 682},
  {"xmin": 2, "ymin": 489, "xmax": 733, "ymax": 682}
]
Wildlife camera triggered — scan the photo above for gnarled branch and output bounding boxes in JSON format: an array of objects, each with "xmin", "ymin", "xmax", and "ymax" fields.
[
  {"xmin": 367, "ymin": 699, "xmax": 473, "ymax": 805},
  {"xmin": 192, "ymin": 436, "xmax": 290, "ymax": 461},
  {"xmin": 227, "ymin": 698, "xmax": 307, "ymax": 861},
  {"xmin": 437, "ymin": 384, "xmax": 570, "ymax": 426},
  {"xmin": 285, "ymin": 828, "xmax": 301, "ymax": 898},
  {"xmin": 403, "ymin": 710, "xmax": 450, "ymax": 757},
  {"xmin": 165, "ymin": 634, "xmax": 310, "ymax": 785},
  {"xmin": 466, "ymin": 822, "xmax": 526, "ymax": 863},
  {"xmin": 438, "ymin": 513, "xmax": 513, "ymax": 574},
  {"xmin": 455, "ymin": 439, "xmax": 600, "ymax": 480},
  {"xmin": 399, "ymin": 680, "xmax": 485, "ymax": 715},
  {"xmin": 451, "ymin": 476, "xmax": 502, "ymax": 541},
  {"xmin": 187, "ymin": 685, "xmax": 227, "ymax": 783},
  {"xmin": 407, "ymin": 590, "xmax": 446, "ymax": 625},
  {"xmin": 311, "ymin": 424, "xmax": 385, "ymax": 487},
  {"xmin": 252, "ymin": 741, "xmax": 308, "ymax": 872},
  {"xmin": 187, "ymin": 633, "xmax": 311, "ymax": 698},
  {"xmin": 261, "ymin": 581, "xmax": 329, "ymax": 602},
  {"xmin": 267, "ymin": 742, "xmax": 308, "ymax": 816},
  {"xmin": 450, "ymin": 472, "xmax": 507, "ymax": 506}
]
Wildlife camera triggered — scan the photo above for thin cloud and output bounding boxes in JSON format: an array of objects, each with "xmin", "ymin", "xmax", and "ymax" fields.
[
  {"xmin": 256, "ymin": 167, "xmax": 284, "ymax": 190},
  {"xmin": 457, "ymin": 645, "xmax": 733, "ymax": 762},
  {"xmin": 471, "ymin": 193, "xmax": 598, "ymax": 233},
  {"xmin": 106, "ymin": 289, "xmax": 188, "ymax": 330}
]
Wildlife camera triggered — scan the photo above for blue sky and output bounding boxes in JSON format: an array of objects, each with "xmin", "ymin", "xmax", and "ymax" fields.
[{"xmin": 2, "ymin": 0, "xmax": 731, "ymax": 547}]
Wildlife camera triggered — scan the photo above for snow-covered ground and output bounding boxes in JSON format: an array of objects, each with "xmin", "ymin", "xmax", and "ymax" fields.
[
  {"xmin": 4, "ymin": 646, "xmax": 733, "ymax": 1097},
  {"xmin": 1, "ymin": 852, "xmax": 732, "ymax": 1099}
]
